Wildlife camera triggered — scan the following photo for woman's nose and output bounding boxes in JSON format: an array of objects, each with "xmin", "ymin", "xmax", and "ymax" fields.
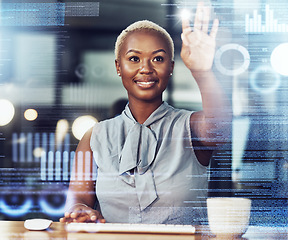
[{"xmin": 139, "ymin": 60, "xmax": 153, "ymax": 74}]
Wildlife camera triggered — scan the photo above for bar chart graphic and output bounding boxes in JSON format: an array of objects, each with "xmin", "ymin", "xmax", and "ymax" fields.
[
  {"xmin": 12, "ymin": 132, "xmax": 97, "ymax": 182},
  {"xmin": 245, "ymin": 4, "xmax": 288, "ymax": 33}
]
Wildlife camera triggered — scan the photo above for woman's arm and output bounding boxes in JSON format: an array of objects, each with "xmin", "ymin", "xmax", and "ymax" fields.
[
  {"xmin": 181, "ymin": 2, "xmax": 231, "ymax": 165},
  {"xmin": 59, "ymin": 128, "xmax": 105, "ymax": 223}
]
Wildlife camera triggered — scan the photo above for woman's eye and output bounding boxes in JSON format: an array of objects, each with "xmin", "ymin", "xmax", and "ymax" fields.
[
  {"xmin": 153, "ymin": 56, "xmax": 164, "ymax": 62},
  {"xmin": 129, "ymin": 56, "xmax": 140, "ymax": 62}
]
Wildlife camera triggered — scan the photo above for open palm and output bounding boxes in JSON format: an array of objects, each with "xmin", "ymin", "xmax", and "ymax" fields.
[{"xmin": 180, "ymin": 2, "xmax": 218, "ymax": 71}]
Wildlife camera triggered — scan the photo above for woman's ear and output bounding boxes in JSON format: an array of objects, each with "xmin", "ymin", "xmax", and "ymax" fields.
[
  {"xmin": 115, "ymin": 59, "xmax": 121, "ymax": 77},
  {"xmin": 170, "ymin": 61, "xmax": 175, "ymax": 75}
]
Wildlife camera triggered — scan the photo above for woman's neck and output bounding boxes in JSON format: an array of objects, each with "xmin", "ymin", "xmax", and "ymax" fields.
[{"xmin": 128, "ymin": 99, "xmax": 163, "ymax": 124}]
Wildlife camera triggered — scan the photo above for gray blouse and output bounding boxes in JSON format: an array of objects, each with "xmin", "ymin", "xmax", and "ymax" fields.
[{"xmin": 90, "ymin": 102, "xmax": 208, "ymax": 224}]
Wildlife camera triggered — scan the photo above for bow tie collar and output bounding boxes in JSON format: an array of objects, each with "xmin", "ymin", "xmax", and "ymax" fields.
[{"xmin": 119, "ymin": 102, "xmax": 170, "ymax": 210}]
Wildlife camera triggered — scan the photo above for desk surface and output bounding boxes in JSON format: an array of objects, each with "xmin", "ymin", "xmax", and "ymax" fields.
[{"xmin": 1, "ymin": 221, "xmax": 287, "ymax": 240}]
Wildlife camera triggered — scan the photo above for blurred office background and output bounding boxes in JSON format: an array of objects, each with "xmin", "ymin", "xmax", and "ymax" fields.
[{"xmin": 0, "ymin": 0, "xmax": 287, "ymax": 225}]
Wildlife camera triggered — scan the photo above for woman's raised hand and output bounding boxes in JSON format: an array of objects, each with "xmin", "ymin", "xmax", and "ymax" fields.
[{"xmin": 180, "ymin": 2, "xmax": 219, "ymax": 72}]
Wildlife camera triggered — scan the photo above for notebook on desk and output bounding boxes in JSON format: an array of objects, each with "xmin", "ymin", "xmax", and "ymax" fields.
[{"xmin": 66, "ymin": 222, "xmax": 196, "ymax": 234}]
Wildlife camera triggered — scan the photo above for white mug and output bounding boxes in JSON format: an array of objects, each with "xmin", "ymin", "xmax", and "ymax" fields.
[{"xmin": 207, "ymin": 197, "xmax": 252, "ymax": 238}]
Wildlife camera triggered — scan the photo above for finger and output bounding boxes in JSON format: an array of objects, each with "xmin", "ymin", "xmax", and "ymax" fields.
[
  {"xmin": 201, "ymin": 6, "xmax": 210, "ymax": 33},
  {"xmin": 181, "ymin": 32, "xmax": 190, "ymax": 47},
  {"xmin": 88, "ymin": 211, "xmax": 99, "ymax": 222},
  {"xmin": 64, "ymin": 212, "xmax": 71, "ymax": 218},
  {"xmin": 194, "ymin": 2, "xmax": 204, "ymax": 31},
  {"xmin": 72, "ymin": 207, "xmax": 95, "ymax": 222},
  {"xmin": 90, "ymin": 214, "xmax": 105, "ymax": 223},
  {"xmin": 209, "ymin": 18, "xmax": 219, "ymax": 39},
  {"xmin": 69, "ymin": 205, "xmax": 88, "ymax": 218},
  {"xmin": 89, "ymin": 211, "xmax": 106, "ymax": 223},
  {"xmin": 72, "ymin": 214, "xmax": 90, "ymax": 223},
  {"xmin": 90, "ymin": 215, "xmax": 97, "ymax": 222},
  {"xmin": 181, "ymin": 16, "xmax": 193, "ymax": 47},
  {"xmin": 60, "ymin": 217, "xmax": 73, "ymax": 223},
  {"xmin": 182, "ymin": 17, "xmax": 191, "ymax": 34},
  {"xmin": 70, "ymin": 211, "xmax": 81, "ymax": 219},
  {"xmin": 97, "ymin": 218, "xmax": 106, "ymax": 223}
]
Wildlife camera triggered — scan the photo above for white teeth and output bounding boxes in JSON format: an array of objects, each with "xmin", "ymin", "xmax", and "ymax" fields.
[{"xmin": 138, "ymin": 81, "xmax": 154, "ymax": 85}]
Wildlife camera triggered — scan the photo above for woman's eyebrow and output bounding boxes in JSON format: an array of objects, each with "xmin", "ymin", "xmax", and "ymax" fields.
[
  {"xmin": 125, "ymin": 49, "xmax": 167, "ymax": 55},
  {"xmin": 126, "ymin": 49, "xmax": 141, "ymax": 55},
  {"xmin": 152, "ymin": 49, "xmax": 166, "ymax": 54}
]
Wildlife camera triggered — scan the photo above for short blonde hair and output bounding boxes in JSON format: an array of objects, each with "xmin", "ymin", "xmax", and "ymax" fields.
[{"xmin": 115, "ymin": 20, "xmax": 174, "ymax": 61}]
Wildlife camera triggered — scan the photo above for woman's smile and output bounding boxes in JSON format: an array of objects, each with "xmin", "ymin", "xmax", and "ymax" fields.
[{"xmin": 134, "ymin": 77, "xmax": 159, "ymax": 89}]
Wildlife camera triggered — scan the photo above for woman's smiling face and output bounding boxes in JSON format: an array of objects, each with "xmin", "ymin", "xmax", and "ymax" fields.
[{"xmin": 115, "ymin": 30, "xmax": 174, "ymax": 104}]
